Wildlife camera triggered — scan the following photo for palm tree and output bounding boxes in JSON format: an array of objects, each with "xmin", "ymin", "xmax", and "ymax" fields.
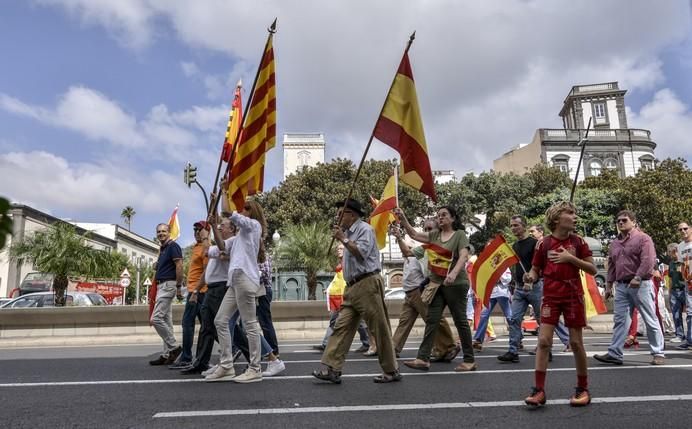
[
  {"xmin": 10, "ymin": 223, "xmax": 128, "ymax": 306},
  {"xmin": 120, "ymin": 206, "xmax": 136, "ymax": 231},
  {"xmin": 276, "ymin": 223, "xmax": 336, "ymax": 300}
]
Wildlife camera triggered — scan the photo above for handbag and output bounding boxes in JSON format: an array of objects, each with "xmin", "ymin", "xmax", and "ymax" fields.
[{"xmin": 420, "ymin": 281, "xmax": 441, "ymax": 305}]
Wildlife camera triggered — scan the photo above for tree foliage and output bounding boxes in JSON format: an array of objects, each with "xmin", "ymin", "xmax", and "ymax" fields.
[
  {"xmin": 0, "ymin": 197, "xmax": 12, "ymax": 251},
  {"xmin": 120, "ymin": 206, "xmax": 136, "ymax": 231},
  {"xmin": 9, "ymin": 223, "xmax": 129, "ymax": 306}
]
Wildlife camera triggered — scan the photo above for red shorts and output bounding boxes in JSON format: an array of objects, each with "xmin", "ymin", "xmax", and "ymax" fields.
[{"xmin": 540, "ymin": 293, "xmax": 586, "ymax": 328}]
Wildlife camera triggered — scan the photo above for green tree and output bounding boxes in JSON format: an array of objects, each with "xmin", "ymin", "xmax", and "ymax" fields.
[
  {"xmin": 276, "ymin": 223, "xmax": 336, "ymax": 300},
  {"xmin": 120, "ymin": 206, "xmax": 136, "ymax": 231},
  {"xmin": 9, "ymin": 223, "xmax": 128, "ymax": 306},
  {"xmin": 0, "ymin": 197, "xmax": 12, "ymax": 251}
]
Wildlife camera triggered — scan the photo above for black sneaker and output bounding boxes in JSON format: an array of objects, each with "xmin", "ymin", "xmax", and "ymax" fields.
[
  {"xmin": 497, "ymin": 352, "xmax": 519, "ymax": 363},
  {"xmin": 312, "ymin": 345, "xmax": 326, "ymax": 351},
  {"xmin": 593, "ymin": 353, "xmax": 623, "ymax": 365},
  {"xmin": 180, "ymin": 365, "xmax": 210, "ymax": 375},
  {"xmin": 168, "ymin": 360, "xmax": 192, "ymax": 370},
  {"xmin": 149, "ymin": 356, "xmax": 167, "ymax": 366},
  {"xmin": 164, "ymin": 346, "xmax": 182, "ymax": 365}
]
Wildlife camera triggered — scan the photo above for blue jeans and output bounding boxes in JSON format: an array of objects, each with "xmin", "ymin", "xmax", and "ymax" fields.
[
  {"xmin": 180, "ymin": 291, "xmax": 205, "ymax": 362},
  {"xmin": 229, "ymin": 310, "xmax": 273, "ymax": 357},
  {"xmin": 670, "ymin": 288, "xmax": 686, "ymax": 340},
  {"xmin": 607, "ymin": 280, "xmax": 665, "ymax": 359},
  {"xmin": 474, "ymin": 296, "xmax": 511, "ymax": 343},
  {"xmin": 257, "ymin": 287, "xmax": 279, "ymax": 355},
  {"xmin": 685, "ymin": 289, "xmax": 692, "ymax": 345}
]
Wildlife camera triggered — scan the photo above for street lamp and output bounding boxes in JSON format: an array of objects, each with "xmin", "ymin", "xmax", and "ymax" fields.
[{"xmin": 272, "ymin": 230, "xmax": 281, "ymax": 293}]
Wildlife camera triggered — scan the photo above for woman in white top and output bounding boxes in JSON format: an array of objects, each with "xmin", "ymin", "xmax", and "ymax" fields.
[
  {"xmin": 472, "ymin": 268, "xmax": 512, "ymax": 351},
  {"xmin": 206, "ymin": 199, "xmax": 268, "ymax": 383}
]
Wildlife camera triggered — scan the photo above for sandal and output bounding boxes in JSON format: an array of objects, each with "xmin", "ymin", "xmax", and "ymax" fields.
[
  {"xmin": 454, "ymin": 362, "xmax": 478, "ymax": 372},
  {"xmin": 373, "ymin": 371, "xmax": 403, "ymax": 383},
  {"xmin": 312, "ymin": 367, "xmax": 342, "ymax": 384},
  {"xmin": 403, "ymin": 359, "xmax": 430, "ymax": 371}
]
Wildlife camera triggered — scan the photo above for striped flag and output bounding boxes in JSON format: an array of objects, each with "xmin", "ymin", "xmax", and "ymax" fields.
[
  {"xmin": 221, "ymin": 80, "xmax": 243, "ymax": 162},
  {"xmin": 373, "ymin": 51, "xmax": 436, "ymax": 201},
  {"xmin": 369, "ymin": 175, "xmax": 398, "ymax": 249},
  {"xmin": 470, "ymin": 235, "xmax": 519, "ymax": 307},
  {"xmin": 580, "ymin": 270, "xmax": 607, "ymax": 319},
  {"xmin": 167, "ymin": 204, "xmax": 180, "ymax": 241},
  {"xmin": 225, "ymin": 33, "xmax": 276, "ymax": 212}
]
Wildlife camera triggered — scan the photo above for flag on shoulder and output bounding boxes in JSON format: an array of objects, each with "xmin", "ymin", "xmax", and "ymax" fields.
[
  {"xmin": 369, "ymin": 175, "xmax": 398, "ymax": 249},
  {"xmin": 373, "ymin": 47, "xmax": 436, "ymax": 201},
  {"xmin": 470, "ymin": 235, "xmax": 519, "ymax": 307}
]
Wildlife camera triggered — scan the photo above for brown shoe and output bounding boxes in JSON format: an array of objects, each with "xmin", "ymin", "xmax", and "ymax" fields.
[
  {"xmin": 164, "ymin": 346, "xmax": 182, "ymax": 365},
  {"xmin": 454, "ymin": 362, "xmax": 478, "ymax": 372},
  {"xmin": 403, "ymin": 359, "xmax": 430, "ymax": 371},
  {"xmin": 650, "ymin": 356, "xmax": 665, "ymax": 366}
]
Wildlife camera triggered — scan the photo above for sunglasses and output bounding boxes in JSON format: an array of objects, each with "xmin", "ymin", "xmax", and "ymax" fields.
[
  {"xmin": 193, "ymin": 228, "xmax": 202, "ymax": 232},
  {"xmin": 680, "ymin": 227, "xmax": 689, "ymax": 232},
  {"xmin": 423, "ymin": 228, "xmax": 433, "ymax": 232},
  {"xmin": 616, "ymin": 218, "xmax": 629, "ymax": 224},
  {"xmin": 156, "ymin": 231, "xmax": 168, "ymax": 234}
]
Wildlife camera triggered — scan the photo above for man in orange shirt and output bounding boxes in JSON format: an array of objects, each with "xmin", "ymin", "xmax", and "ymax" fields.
[{"xmin": 170, "ymin": 220, "xmax": 210, "ymax": 369}]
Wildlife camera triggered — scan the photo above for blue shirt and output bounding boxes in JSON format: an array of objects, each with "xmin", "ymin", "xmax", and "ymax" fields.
[
  {"xmin": 155, "ymin": 240, "xmax": 183, "ymax": 282},
  {"xmin": 342, "ymin": 219, "xmax": 381, "ymax": 283}
]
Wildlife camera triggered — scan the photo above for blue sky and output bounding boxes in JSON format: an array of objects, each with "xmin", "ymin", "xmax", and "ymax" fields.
[{"xmin": 1, "ymin": 0, "xmax": 691, "ymax": 246}]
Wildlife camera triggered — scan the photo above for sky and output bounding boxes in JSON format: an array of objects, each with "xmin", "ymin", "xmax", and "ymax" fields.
[{"xmin": 1, "ymin": 0, "xmax": 691, "ymax": 246}]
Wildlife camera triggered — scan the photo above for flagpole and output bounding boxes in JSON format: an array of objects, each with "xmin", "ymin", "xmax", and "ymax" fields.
[
  {"xmin": 328, "ymin": 31, "xmax": 416, "ymax": 254},
  {"xmin": 569, "ymin": 117, "xmax": 592, "ymax": 203},
  {"xmin": 393, "ymin": 161, "xmax": 399, "ymax": 208},
  {"xmin": 210, "ymin": 18, "xmax": 277, "ymax": 216}
]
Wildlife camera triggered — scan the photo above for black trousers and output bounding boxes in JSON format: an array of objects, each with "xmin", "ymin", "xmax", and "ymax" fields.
[{"xmin": 192, "ymin": 282, "xmax": 226, "ymax": 368}]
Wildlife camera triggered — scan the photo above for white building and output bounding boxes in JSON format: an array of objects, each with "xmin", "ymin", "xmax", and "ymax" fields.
[
  {"xmin": 433, "ymin": 170, "xmax": 456, "ymax": 184},
  {"xmin": 0, "ymin": 205, "xmax": 159, "ymax": 297},
  {"xmin": 282, "ymin": 133, "xmax": 325, "ymax": 179},
  {"xmin": 494, "ymin": 82, "xmax": 657, "ymax": 179}
]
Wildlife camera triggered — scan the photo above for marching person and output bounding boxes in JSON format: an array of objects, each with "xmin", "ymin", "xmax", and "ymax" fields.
[
  {"xmin": 524, "ymin": 201, "xmax": 597, "ymax": 407},
  {"xmin": 149, "ymin": 223, "xmax": 183, "ymax": 366},
  {"xmin": 594, "ymin": 210, "xmax": 665, "ymax": 366},
  {"xmin": 675, "ymin": 221, "xmax": 692, "ymax": 350},
  {"xmin": 312, "ymin": 198, "xmax": 401, "ymax": 384},
  {"xmin": 397, "ymin": 205, "xmax": 477, "ymax": 372}
]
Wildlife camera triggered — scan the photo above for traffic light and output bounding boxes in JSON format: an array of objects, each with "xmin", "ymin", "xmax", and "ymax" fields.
[{"xmin": 183, "ymin": 162, "xmax": 197, "ymax": 188}]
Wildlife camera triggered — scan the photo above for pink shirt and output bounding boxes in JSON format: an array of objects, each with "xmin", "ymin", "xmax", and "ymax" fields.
[{"xmin": 607, "ymin": 228, "xmax": 656, "ymax": 283}]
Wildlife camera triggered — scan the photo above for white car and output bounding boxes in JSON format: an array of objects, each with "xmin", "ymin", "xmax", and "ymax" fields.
[{"xmin": 0, "ymin": 292, "xmax": 107, "ymax": 308}]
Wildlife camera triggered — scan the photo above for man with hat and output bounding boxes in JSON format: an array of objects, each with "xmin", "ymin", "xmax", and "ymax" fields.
[
  {"xmin": 312, "ymin": 198, "xmax": 401, "ymax": 384},
  {"xmin": 170, "ymin": 220, "xmax": 210, "ymax": 369}
]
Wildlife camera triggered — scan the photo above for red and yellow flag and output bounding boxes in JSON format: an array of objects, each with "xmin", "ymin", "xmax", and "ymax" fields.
[
  {"xmin": 470, "ymin": 235, "xmax": 519, "ymax": 307},
  {"xmin": 225, "ymin": 32, "xmax": 276, "ymax": 212},
  {"xmin": 221, "ymin": 80, "xmax": 243, "ymax": 162},
  {"xmin": 167, "ymin": 204, "xmax": 180, "ymax": 241},
  {"xmin": 581, "ymin": 270, "xmax": 607, "ymax": 319},
  {"xmin": 369, "ymin": 175, "xmax": 398, "ymax": 249},
  {"xmin": 422, "ymin": 242, "xmax": 455, "ymax": 278},
  {"xmin": 373, "ymin": 51, "xmax": 436, "ymax": 201}
]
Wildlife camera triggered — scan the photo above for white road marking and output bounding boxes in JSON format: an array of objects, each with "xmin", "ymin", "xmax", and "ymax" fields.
[
  {"xmin": 152, "ymin": 394, "xmax": 692, "ymax": 418},
  {"xmin": 1, "ymin": 364, "xmax": 691, "ymax": 388}
]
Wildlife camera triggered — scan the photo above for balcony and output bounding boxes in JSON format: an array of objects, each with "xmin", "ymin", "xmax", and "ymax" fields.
[
  {"xmin": 568, "ymin": 82, "xmax": 619, "ymax": 96},
  {"xmin": 540, "ymin": 128, "xmax": 653, "ymax": 143}
]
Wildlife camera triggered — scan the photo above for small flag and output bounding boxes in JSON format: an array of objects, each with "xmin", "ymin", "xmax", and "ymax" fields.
[
  {"xmin": 580, "ymin": 271, "xmax": 607, "ymax": 319},
  {"xmin": 470, "ymin": 235, "xmax": 519, "ymax": 307},
  {"xmin": 167, "ymin": 204, "xmax": 180, "ymax": 241},
  {"xmin": 369, "ymin": 175, "xmax": 398, "ymax": 249},
  {"xmin": 221, "ymin": 80, "xmax": 243, "ymax": 162}
]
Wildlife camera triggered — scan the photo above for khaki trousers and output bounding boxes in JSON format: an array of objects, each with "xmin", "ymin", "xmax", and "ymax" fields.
[
  {"xmin": 391, "ymin": 288, "xmax": 456, "ymax": 356},
  {"xmin": 322, "ymin": 274, "xmax": 397, "ymax": 373}
]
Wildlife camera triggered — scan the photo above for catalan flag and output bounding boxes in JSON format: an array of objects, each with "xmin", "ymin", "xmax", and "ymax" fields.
[
  {"xmin": 470, "ymin": 235, "xmax": 519, "ymax": 307},
  {"xmin": 580, "ymin": 270, "xmax": 607, "ymax": 319},
  {"xmin": 221, "ymin": 80, "xmax": 243, "ymax": 163},
  {"xmin": 226, "ymin": 29, "xmax": 276, "ymax": 212},
  {"xmin": 167, "ymin": 204, "xmax": 180, "ymax": 241},
  {"xmin": 369, "ymin": 175, "xmax": 398, "ymax": 249},
  {"xmin": 373, "ymin": 49, "xmax": 436, "ymax": 201}
]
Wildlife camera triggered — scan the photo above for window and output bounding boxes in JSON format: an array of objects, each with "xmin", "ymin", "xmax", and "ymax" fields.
[
  {"xmin": 297, "ymin": 150, "xmax": 310, "ymax": 167},
  {"xmin": 639, "ymin": 155, "xmax": 655, "ymax": 171},
  {"xmin": 604, "ymin": 158, "xmax": 618, "ymax": 170},
  {"xmin": 551, "ymin": 155, "xmax": 570, "ymax": 172},
  {"xmin": 588, "ymin": 159, "xmax": 603, "ymax": 176},
  {"xmin": 593, "ymin": 102, "xmax": 608, "ymax": 125}
]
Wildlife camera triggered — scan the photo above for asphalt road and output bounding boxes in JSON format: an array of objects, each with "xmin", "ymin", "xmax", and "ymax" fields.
[{"xmin": 1, "ymin": 334, "xmax": 690, "ymax": 429}]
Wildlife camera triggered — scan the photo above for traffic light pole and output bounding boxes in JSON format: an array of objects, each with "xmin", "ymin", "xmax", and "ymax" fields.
[
  {"xmin": 184, "ymin": 162, "xmax": 210, "ymax": 213},
  {"xmin": 194, "ymin": 181, "xmax": 210, "ymax": 213}
]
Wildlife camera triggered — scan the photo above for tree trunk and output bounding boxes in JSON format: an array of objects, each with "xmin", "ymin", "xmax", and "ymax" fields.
[
  {"xmin": 53, "ymin": 274, "xmax": 69, "ymax": 306},
  {"xmin": 307, "ymin": 271, "xmax": 317, "ymax": 300}
]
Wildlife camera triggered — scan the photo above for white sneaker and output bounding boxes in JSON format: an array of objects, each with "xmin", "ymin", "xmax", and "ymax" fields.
[
  {"xmin": 202, "ymin": 364, "xmax": 218, "ymax": 377},
  {"xmin": 204, "ymin": 365, "xmax": 236, "ymax": 382},
  {"xmin": 671, "ymin": 337, "xmax": 683, "ymax": 343},
  {"xmin": 262, "ymin": 359, "xmax": 285, "ymax": 377},
  {"xmin": 232, "ymin": 368, "xmax": 262, "ymax": 384}
]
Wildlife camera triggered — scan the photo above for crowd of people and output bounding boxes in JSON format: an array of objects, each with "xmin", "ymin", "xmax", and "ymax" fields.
[{"xmin": 146, "ymin": 195, "xmax": 692, "ymax": 407}]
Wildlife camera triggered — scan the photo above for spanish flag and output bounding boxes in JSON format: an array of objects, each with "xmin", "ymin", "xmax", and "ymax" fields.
[
  {"xmin": 226, "ymin": 25, "xmax": 276, "ymax": 212},
  {"xmin": 581, "ymin": 270, "xmax": 607, "ymax": 319},
  {"xmin": 470, "ymin": 235, "xmax": 519, "ymax": 307},
  {"xmin": 369, "ymin": 175, "xmax": 398, "ymax": 249},
  {"xmin": 422, "ymin": 242, "xmax": 454, "ymax": 279},
  {"xmin": 373, "ymin": 48, "xmax": 436, "ymax": 202},
  {"xmin": 221, "ymin": 80, "xmax": 243, "ymax": 163},
  {"xmin": 167, "ymin": 204, "xmax": 180, "ymax": 241}
]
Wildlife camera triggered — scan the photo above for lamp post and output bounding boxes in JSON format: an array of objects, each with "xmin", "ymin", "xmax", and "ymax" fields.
[{"xmin": 272, "ymin": 230, "xmax": 281, "ymax": 294}]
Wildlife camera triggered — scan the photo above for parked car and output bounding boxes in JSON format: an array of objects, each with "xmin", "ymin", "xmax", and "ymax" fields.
[
  {"xmin": 0, "ymin": 292, "xmax": 108, "ymax": 308},
  {"xmin": 384, "ymin": 288, "xmax": 406, "ymax": 300},
  {"xmin": 0, "ymin": 298, "xmax": 12, "ymax": 307}
]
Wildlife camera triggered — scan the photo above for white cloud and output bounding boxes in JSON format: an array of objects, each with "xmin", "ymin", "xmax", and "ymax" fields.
[{"xmin": 180, "ymin": 61, "xmax": 199, "ymax": 77}]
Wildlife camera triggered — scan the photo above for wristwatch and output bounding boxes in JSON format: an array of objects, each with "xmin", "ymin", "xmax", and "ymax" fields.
[
  {"xmin": 633, "ymin": 276, "xmax": 641, "ymax": 282},
  {"xmin": 342, "ymin": 238, "xmax": 350, "ymax": 245}
]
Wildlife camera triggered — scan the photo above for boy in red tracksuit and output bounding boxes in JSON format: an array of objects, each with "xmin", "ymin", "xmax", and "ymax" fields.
[{"xmin": 523, "ymin": 201, "xmax": 597, "ymax": 407}]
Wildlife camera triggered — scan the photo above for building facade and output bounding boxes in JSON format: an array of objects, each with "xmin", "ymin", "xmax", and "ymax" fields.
[
  {"xmin": 493, "ymin": 82, "xmax": 657, "ymax": 180},
  {"xmin": 282, "ymin": 133, "xmax": 326, "ymax": 179},
  {"xmin": 0, "ymin": 205, "xmax": 159, "ymax": 297}
]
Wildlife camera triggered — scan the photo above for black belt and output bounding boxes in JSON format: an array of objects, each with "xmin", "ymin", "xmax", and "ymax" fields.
[
  {"xmin": 347, "ymin": 271, "xmax": 379, "ymax": 287},
  {"xmin": 618, "ymin": 276, "xmax": 650, "ymax": 283}
]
